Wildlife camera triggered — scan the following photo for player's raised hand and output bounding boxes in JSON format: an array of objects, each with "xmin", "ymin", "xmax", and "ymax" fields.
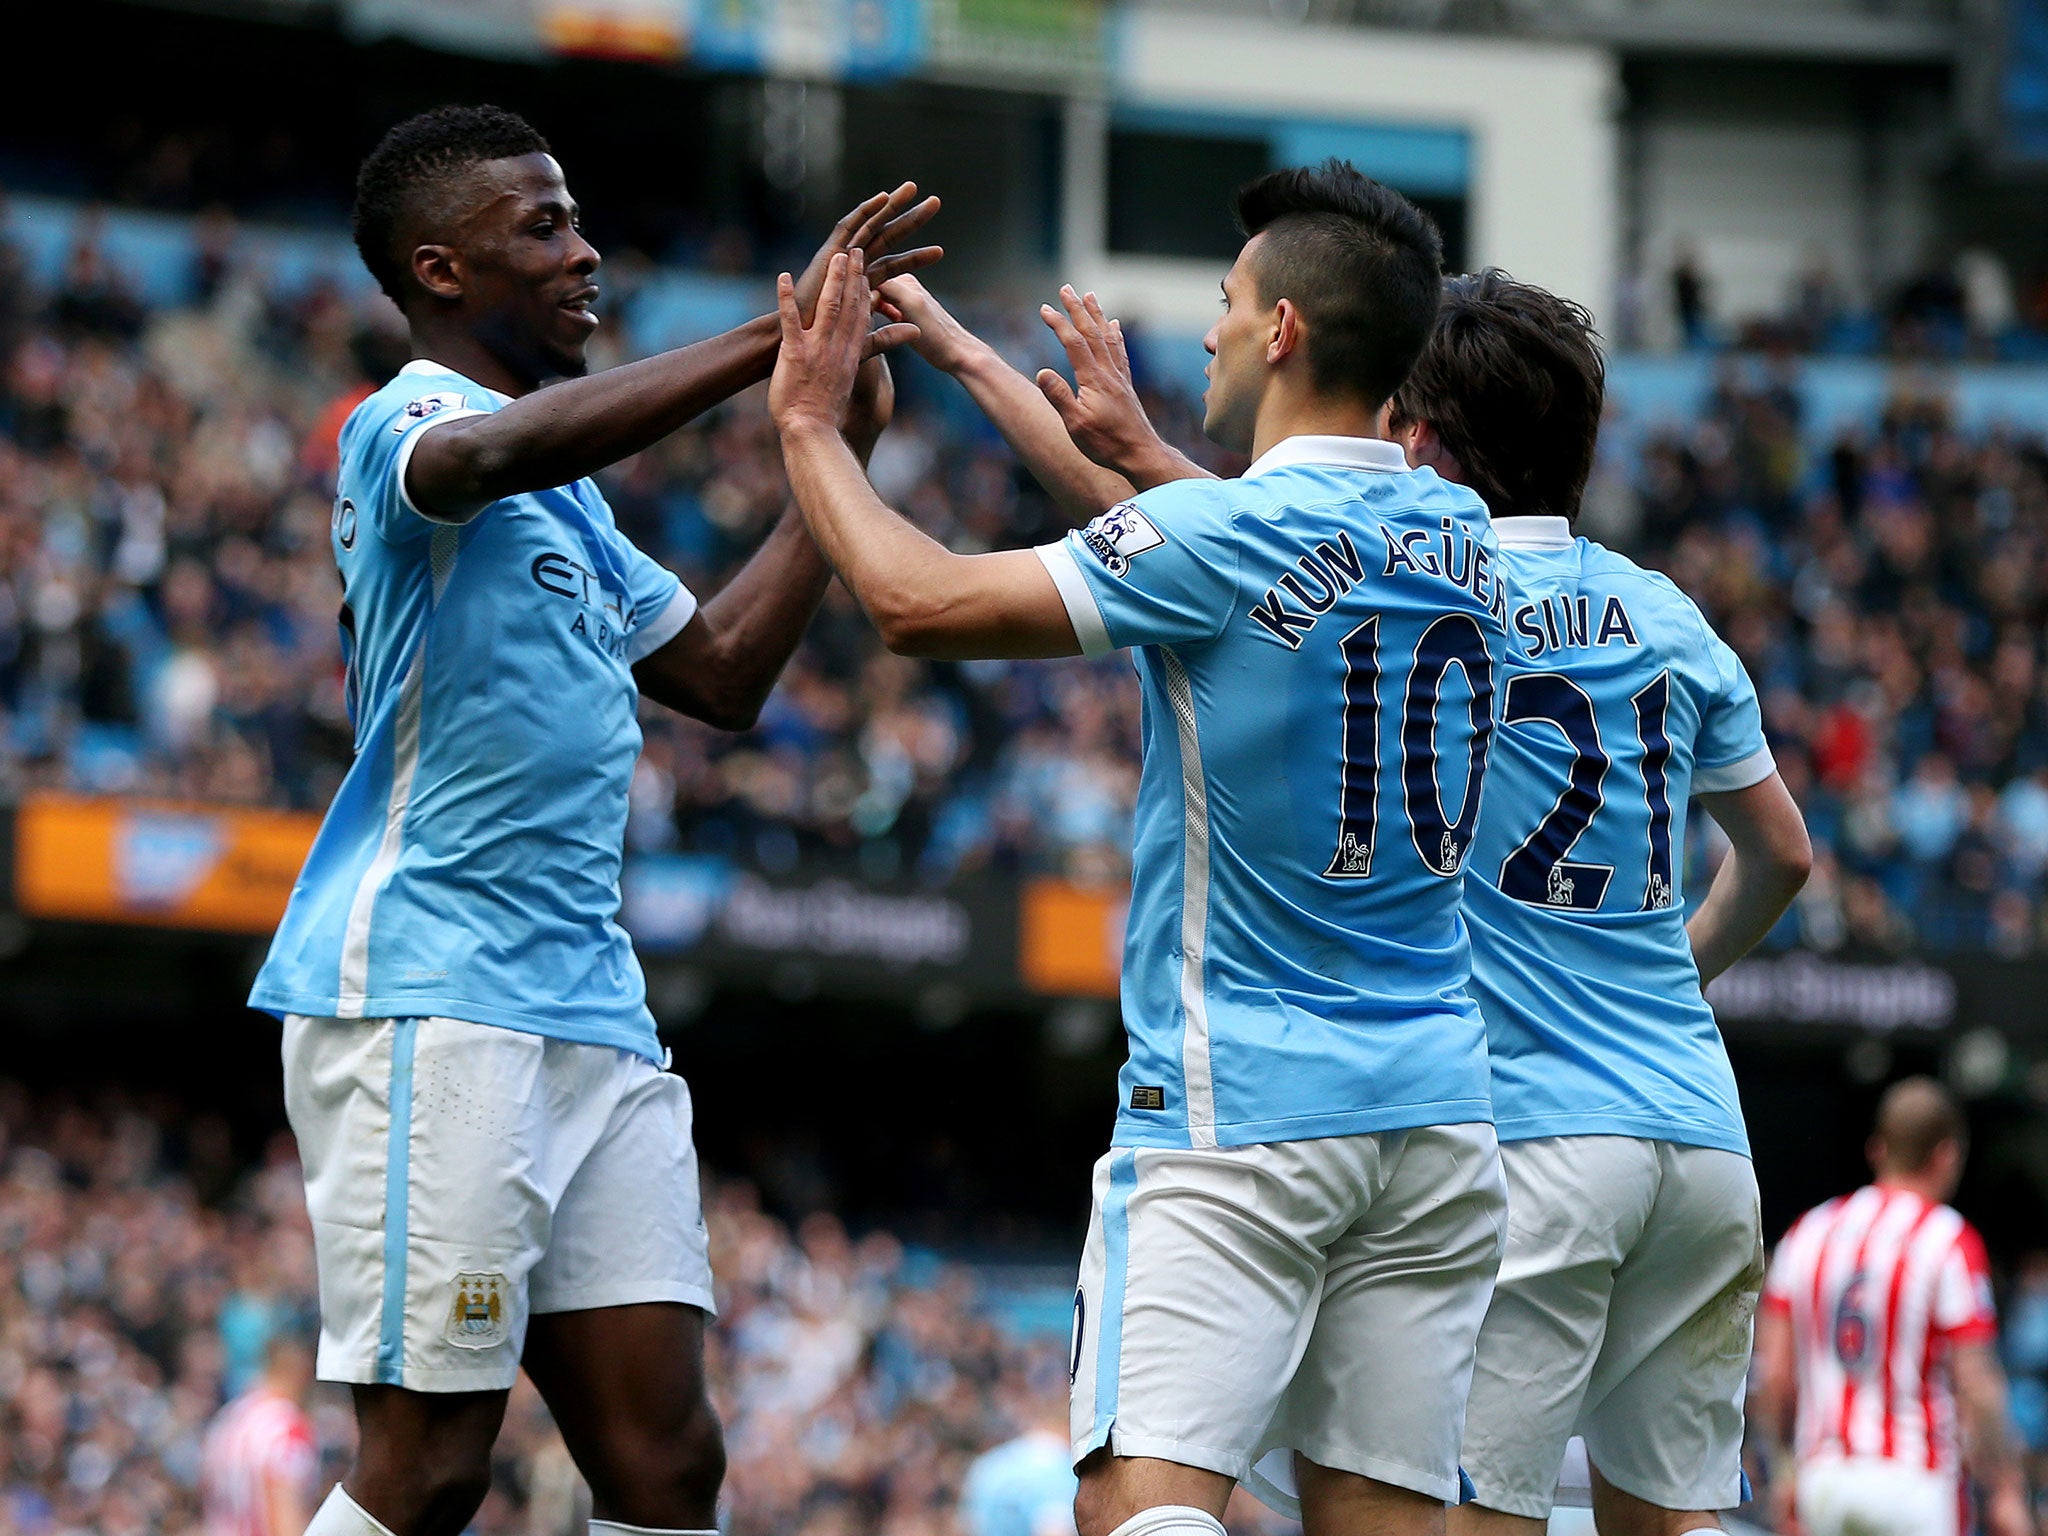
[
  {"xmin": 1036, "ymin": 286, "xmax": 1169, "ymax": 474},
  {"xmin": 795, "ymin": 184, "xmax": 943, "ymax": 323},
  {"xmin": 773, "ymin": 251, "xmax": 910, "ymax": 437}
]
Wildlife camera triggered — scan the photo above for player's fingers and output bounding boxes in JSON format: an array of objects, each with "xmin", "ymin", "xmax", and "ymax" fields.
[
  {"xmin": 868, "ymin": 245, "xmax": 944, "ymax": 285},
  {"xmin": 866, "ymin": 322, "xmax": 922, "ymax": 357},
  {"xmin": 815, "ymin": 251, "xmax": 850, "ymax": 334},
  {"xmin": 1107, "ymin": 317, "xmax": 1132, "ymax": 375},
  {"xmin": 1036, "ymin": 367, "xmax": 1079, "ymax": 419},
  {"xmin": 835, "ymin": 254, "xmax": 879, "ymax": 364},
  {"xmin": 867, "ymin": 195, "xmax": 941, "ymax": 256},
  {"xmin": 853, "ymin": 183, "xmax": 923, "ymax": 251},
  {"xmin": 1040, "ymin": 301, "xmax": 1087, "ymax": 355},
  {"xmin": 1064, "ymin": 286, "xmax": 1114, "ymax": 370},
  {"xmin": 832, "ymin": 190, "xmax": 891, "ymax": 246},
  {"xmin": 1081, "ymin": 291, "xmax": 1120, "ymax": 367},
  {"xmin": 875, "ymin": 297, "xmax": 906, "ymax": 325},
  {"xmin": 775, "ymin": 272, "xmax": 802, "ymax": 346}
]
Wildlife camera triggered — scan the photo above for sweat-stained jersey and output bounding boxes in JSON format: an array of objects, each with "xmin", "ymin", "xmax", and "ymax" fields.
[
  {"xmin": 248, "ymin": 360, "xmax": 696, "ymax": 1059},
  {"xmin": 1034, "ymin": 434, "xmax": 1510, "ymax": 1150},
  {"xmin": 1464, "ymin": 517, "xmax": 1775, "ymax": 1154},
  {"xmin": 1762, "ymin": 1185, "xmax": 1997, "ymax": 1475}
]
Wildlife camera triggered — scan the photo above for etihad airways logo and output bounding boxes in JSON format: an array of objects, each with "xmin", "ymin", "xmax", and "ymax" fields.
[{"xmin": 531, "ymin": 551, "xmax": 637, "ymax": 658}]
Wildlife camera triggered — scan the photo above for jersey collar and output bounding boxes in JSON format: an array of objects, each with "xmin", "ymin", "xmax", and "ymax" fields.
[
  {"xmin": 1493, "ymin": 515, "xmax": 1574, "ymax": 550},
  {"xmin": 399, "ymin": 356, "xmax": 512, "ymax": 406},
  {"xmin": 1242, "ymin": 433, "xmax": 1409, "ymax": 479}
]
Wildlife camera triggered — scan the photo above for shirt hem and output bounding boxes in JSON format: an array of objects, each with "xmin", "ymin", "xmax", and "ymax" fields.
[
  {"xmin": 1493, "ymin": 1112, "xmax": 1750, "ymax": 1156},
  {"xmin": 626, "ymin": 581, "xmax": 697, "ymax": 663},
  {"xmin": 1692, "ymin": 746, "xmax": 1777, "ymax": 794},
  {"xmin": 1110, "ymin": 1097, "xmax": 1494, "ymax": 1149},
  {"xmin": 1034, "ymin": 541, "xmax": 1113, "ymax": 657},
  {"xmin": 247, "ymin": 988, "xmax": 662, "ymax": 1063}
]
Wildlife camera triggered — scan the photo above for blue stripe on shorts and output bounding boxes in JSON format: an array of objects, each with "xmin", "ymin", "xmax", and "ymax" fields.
[{"xmin": 374, "ymin": 1017, "xmax": 420, "ymax": 1386}]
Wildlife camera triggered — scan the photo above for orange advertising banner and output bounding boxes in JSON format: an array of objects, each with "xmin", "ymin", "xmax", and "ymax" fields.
[
  {"xmin": 1018, "ymin": 877, "xmax": 1126, "ymax": 999},
  {"xmin": 15, "ymin": 792, "xmax": 317, "ymax": 934}
]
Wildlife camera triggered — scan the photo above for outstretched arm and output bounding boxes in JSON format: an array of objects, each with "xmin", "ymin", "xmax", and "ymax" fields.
[
  {"xmin": 773, "ymin": 254, "xmax": 1079, "ymax": 661},
  {"xmin": 633, "ymin": 357, "xmax": 895, "ymax": 729},
  {"xmin": 880, "ymin": 275, "xmax": 1137, "ymax": 521},
  {"xmin": 1688, "ymin": 772, "xmax": 1813, "ymax": 983},
  {"xmin": 408, "ymin": 186, "xmax": 940, "ymax": 521}
]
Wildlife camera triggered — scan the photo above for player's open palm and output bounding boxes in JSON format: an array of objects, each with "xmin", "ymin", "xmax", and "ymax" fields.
[
  {"xmin": 1037, "ymin": 285, "xmax": 1164, "ymax": 471},
  {"xmin": 772, "ymin": 251, "xmax": 901, "ymax": 437}
]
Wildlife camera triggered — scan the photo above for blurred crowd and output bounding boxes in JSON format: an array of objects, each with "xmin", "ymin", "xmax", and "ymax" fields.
[
  {"xmin": 1626, "ymin": 364, "xmax": 2048, "ymax": 955},
  {"xmin": 12, "ymin": 209, "xmax": 2048, "ymax": 951},
  {"xmin": 1642, "ymin": 244, "xmax": 2048, "ymax": 362},
  {"xmin": 0, "ymin": 1088, "xmax": 1146, "ymax": 1536}
]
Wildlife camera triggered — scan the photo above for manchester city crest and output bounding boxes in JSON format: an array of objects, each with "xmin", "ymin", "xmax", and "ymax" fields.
[{"xmin": 445, "ymin": 1271, "xmax": 509, "ymax": 1350}]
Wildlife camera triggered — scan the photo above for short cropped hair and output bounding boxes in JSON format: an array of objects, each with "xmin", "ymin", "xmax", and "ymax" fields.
[
  {"xmin": 1232, "ymin": 160, "xmax": 1444, "ymax": 410},
  {"xmin": 1389, "ymin": 270, "xmax": 1606, "ymax": 522},
  {"xmin": 353, "ymin": 105, "xmax": 551, "ymax": 304},
  {"xmin": 1873, "ymin": 1076, "xmax": 1967, "ymax": 1175}
]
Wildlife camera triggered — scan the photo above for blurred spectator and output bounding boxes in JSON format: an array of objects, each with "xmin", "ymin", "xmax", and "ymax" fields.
[
  {"xmin": 199, "ymin": 1331, "xmax": 318, "ymax": 1536},
  {"xmin": 959, "ymin": 1392, "xmax": 1076, "ymax": 1536},
  {"xmin": 1672, "ymin": 242, "xmax": 1710, "ymax": 350}
]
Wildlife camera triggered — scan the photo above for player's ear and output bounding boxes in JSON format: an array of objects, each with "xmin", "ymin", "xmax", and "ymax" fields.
[
  {"xmin": 1268, "ymin": 299, "xmax": 1302, "ymax": 367},
  {"xmin": 412, "ymin": 244, "xmax": 464, "ymax": 303}
]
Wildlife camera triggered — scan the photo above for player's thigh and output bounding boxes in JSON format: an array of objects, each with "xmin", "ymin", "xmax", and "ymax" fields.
[
  {"xmin": 284, "ymin": 1014, "xmax": 563, "ymax": 1395},
  {"xmin": 1070, "ymin": 1141, "xmax": 1336, "ymax": 1487},
  {"xmin": 1458, "ymin": 1136, "xmax": 1655, "ymax": 1523},
  {"xmin": 527, "ymin": 1060, "xmax": 716, "ymax": 1320},
  {"xmin": 1281, "ymin": 1122, "xmax": 1508, "ymax": 1507},
  {"xmin": 522, "ymin": 1060, "xmax": 722, "ymax": 1500},
  {"xmin": 1795, "ymin": 1459, "xmax": 1960, "ymax": 1536},
  {"xmin": 1579, "ymin": 1146, "xmax": 1763, "ymax": 1518}
]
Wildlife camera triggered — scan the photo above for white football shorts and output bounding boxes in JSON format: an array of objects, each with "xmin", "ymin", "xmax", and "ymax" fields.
[
  {"xmin": 1460, "ymin": 1135, "xmax": 1764, "ymax": 1520},
  {"xmin": 1070, "ymin": 1123, "xmax": 1506, "ymax": 1506},
  {"xmin": 1796, "ymin": 1456, "xmax": 1960, "ymax": 1536},
  {"xmin": 283, "ymin": 1013, "xmax": 716, "ymax": 1393}
]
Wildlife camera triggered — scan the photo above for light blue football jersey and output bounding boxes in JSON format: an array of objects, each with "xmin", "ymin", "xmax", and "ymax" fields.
[
  {"xmin": 1036, "ymin": 435, "xmax": 1510, "ymax": 1149},
  {"xmin": 1464, "ymin": 516, "xmax": 1775, "ymax": 1155},
  {"xmin": 248, "ymin": 360, "xmax": 696, "ymax": 1059}
]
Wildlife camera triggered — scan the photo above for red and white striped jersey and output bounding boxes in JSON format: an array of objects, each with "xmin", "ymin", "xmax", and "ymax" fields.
[
  {"xmin": 1762, "ymin": 1183, "xmax": 1997, "ymax": 1476},
  {"xmin": 199, "ymin": 1387, "xmax": 317, "ymax": 1536}
]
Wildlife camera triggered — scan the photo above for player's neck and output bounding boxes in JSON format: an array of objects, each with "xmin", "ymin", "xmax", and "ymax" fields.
[
  {"xmin": 1874, "ymin": 1170, "xmax": 1947, "ymax": 1204},
  {"xmin": 406, "ymin": 323, "xmax": 536, "ymax": 400},
  {"xmin": 1247, "ymin": 386, "xmax": 1384, "ymax": 463}
]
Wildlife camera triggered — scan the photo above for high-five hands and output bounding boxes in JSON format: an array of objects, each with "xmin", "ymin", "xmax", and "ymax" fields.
[
  {"xmin": 794, "ymin": 185, "xmax": 942, "ymax": 325},
  {"xmin": 772, "ymin": 251, "xmax": 906, "ymax": 439}
]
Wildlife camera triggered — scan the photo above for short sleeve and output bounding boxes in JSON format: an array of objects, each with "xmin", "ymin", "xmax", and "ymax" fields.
[
  {"xmin": 1691, "ymin": 625, "xmax": 1776, "ymax": 793},
  {"xmin": 344, "ymin": 377, "xmax": 493, "ymax": 544},
  {"xmin": 1033, "ymin": 487, "xmax": 1241, "ymax": 657},
  {"xmin": 621, "ymin": 534, "xmax": 696, "ymax": 663},
  {"xmin": 1931, "ymin": 1223, "xmax": 1998, "ymax": 1345}
]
